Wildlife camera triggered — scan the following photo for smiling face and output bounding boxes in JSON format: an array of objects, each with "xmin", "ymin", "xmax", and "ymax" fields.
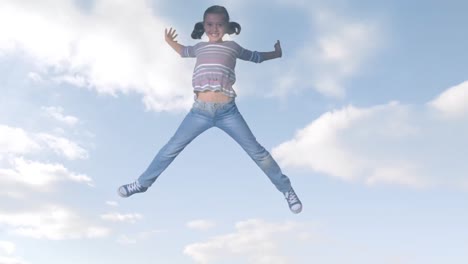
[{"xmin": 203, "ymin": 13, "xmax": 227, "ymax": 42}]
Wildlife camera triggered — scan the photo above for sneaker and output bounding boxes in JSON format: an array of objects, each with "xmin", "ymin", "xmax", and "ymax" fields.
[
  {"xmin": 284, "ymin": 188, "xmax": 302, "ymax": 214},
  {"xmin": 118, "ymin": 180, "xmax": 148, "ymax": 198}
]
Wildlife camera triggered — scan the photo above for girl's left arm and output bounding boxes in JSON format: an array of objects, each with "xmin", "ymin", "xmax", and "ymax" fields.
[{"xmin": 259, "ymin": 40, "xmax": 282, "ymax": 61}]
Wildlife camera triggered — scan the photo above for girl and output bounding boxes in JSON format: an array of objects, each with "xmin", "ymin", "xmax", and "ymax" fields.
[{"xmin": 118, "ymin": 5, "xmax": 302, "ymax": 214}]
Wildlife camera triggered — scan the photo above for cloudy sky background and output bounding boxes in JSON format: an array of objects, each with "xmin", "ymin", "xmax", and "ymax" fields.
[{"xmin": 0, "ymin": 0, "xmax": 467, "ymax": 263}]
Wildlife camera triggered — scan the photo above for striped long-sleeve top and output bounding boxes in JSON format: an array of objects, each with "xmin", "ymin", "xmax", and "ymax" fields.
[{"xmin": 181, "ymin": 41, "xmax": 264, "ymax": 97}]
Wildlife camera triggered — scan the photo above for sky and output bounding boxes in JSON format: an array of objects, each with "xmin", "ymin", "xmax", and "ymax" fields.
[{"xmin": 0, "ymin": 0, "xmax": 467, "ymax": 263}]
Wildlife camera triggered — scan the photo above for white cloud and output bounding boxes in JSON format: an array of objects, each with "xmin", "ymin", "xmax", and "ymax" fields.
[
  {"xmin": 270, "ymin": 5, "xmax": 381, "ymax": 99},
  {"xmin": 0, "ymin": 0, "xmax": 194, "ymax": 112},
  {"xmin": 117, "ymin": 230, "xmax": 166, "ymax": 245},
  {"xmin": 186, "ymin": 219, "xmax": 216, "ymax": 231},
  {"xmin": 428, "ymin": 80, "xmax": 468, "ymax": 119},
  {"xmin": 0, "ymin": 125, "xmax": 40, "ymax": 157},
  {"xmin": 41, "ymin": 106, "xmax": 79, "ymax": 126},
  {"xmin": 37, "ymin": 133, "xmax": 89, "ymax": 160},
  {"xmin": 272, "ymin": 89, "xmax": 467, "ymax": 189},
  {"xmin": 0, "ymin": 241, "xmax": 15, "ymax": 255},
  {"xmin": 184, "ymin": 219, "xmax": 310, "ymax": 264},
  {"xmin": 27, "ymin": 72, "xmax": 44, "ymax": 82},
  {"xmin": 100, "ymin": 212, "xmax": 143, "ymax": 223},
  {"xmin": 0, "ymin": 256, "xmax": 29, "ymax": 264},
  {"xmin": 0, "ymin": 206, "xmax": 110, "ymax": 240},
  {"xmin": 0, "ymin": 157, "xmax": 93, "ymax": 188},
  {"xmin": 116, "ymin": 235, "xmax": 137, "ymax": 245},
  {"xmin": 106, "ymin": 201, "xmax": 119, "ymax": 207},
  {"xmin": 0, "ymin": 123, "xmax": 89, "ymax": 161},
  {"xmin": 274, "ymin": 104, "xmax": 381, "ymax": 181},
  {"xmin": 312, "ymin": 14, "xmax": 379, "ymax": 98},
  {"xmin": 366, "ymin": 165, "xmax": 424, "ymax": 187},
  {"xmin": 0, "ymin": 123, "xmax": 93, "ymax": 195},
  {"xmin": 0, "ymin": 243, "xmax": 28, "ymax": 264}
]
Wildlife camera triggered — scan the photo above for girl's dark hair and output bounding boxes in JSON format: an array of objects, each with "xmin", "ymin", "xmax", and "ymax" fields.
[{"xmin": 191, "ymin": 5, "xmax": 241, "ymax": 39}]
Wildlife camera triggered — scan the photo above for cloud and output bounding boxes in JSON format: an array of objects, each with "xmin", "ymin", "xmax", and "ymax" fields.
[
  {"xmin": 0, "ymin": 205, "xmax": 110, "ymax": 240},
  {"xmin": 0, "ymin": 125, "xmax": 40, "ymax": 157},
  {"xmin": 0, "ymin": 157, "xmax": 94, "ymax": 188},
  {"xmin": 0, "ymin": 241, "xmax": 15, "ymax": 255},
  {"xmin": 0, "ymin": 123, "xmax": 89, "ymax": 161},
  {"xmin": 272, "ymin": 83, "xmax": 468, "ymax": 189},
  {"xmin": 41, "ymin": 106, "xmax": 79, "ymax": 126},
  {"xmin": 0, "ymin": 0, "xmax": 194, "ymax": 112},
  {"xmin": 428, "ymin": 80, "xmax": 468, "ymax": 119},
  {"xmin": 106, "ymin": 201, "xmax": 119, "ymax": 207},
  {"xmin": 0, "ymin": 242, "xmax": 27, "ymax": 264},
  {"xmin": 311, "ymin": 13, "xmax": 380, "ymax": 98},
  {"xmin": 116, "ymin": 235, "xmax": 137, "ymax": 245},
  {"xmin": 184, "ymin": 219, "xmax": 310, "ymax": 264},
  {"xmin": 186, "ymin": 219, "xmax": 216, "ymax": 231},
  {"xmin": 0, "ymin": 256, "xmax": 29, "ymax": 264},
  {"xmin": 37, "ymin": 133, "xmax": 89, "ymax": 160},
  {"xmin": 100, "ymin": 212, "xmax": 143, "ymax": 223},
  {"xmin": 0, "ymin": 123, "xmax": 93, "ymax": 189},
  {"xmin": 117, "ymin": 230, "xmax": 167, "ymax": 245},
  {"xmin": 270, "ymin": 5, "xmax": 381, "ymax": 99}
]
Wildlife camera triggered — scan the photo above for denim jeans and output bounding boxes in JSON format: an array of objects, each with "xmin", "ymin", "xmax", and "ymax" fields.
[{"xmin": 138, "ymin": 98, "xmax": 292, "ymax": 193}]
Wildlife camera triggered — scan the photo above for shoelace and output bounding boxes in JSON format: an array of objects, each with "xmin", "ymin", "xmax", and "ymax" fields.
[
  {"xmin": 286, "ymin": 190, "xmax": 299, "ymax": 204},
  {"xmin": 127, "ymin": 181, "xmax": 142, "ymax": 193}
]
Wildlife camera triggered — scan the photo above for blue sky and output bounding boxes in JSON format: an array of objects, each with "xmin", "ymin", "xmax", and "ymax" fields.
[{"xmin": 0, "ymin": 0, "xmax": 467, "ymax": 263}]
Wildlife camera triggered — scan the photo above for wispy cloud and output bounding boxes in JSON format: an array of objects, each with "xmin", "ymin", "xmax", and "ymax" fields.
[
  {"xmin": 186, "ymin": 219, "xmax": 217, "ymax": 231},
  {"xmin": 106, "ymin": 201, "xmax": 119, "ymax": 207},
  {"xmin": 0, "ymin": 157, "xmax": 93, "ymax": 188},
  {"xmin": 0, "ymin": 0, "xmax": 194, "ymax": 112},
  {"xmin": 41, "ymin": 106, "xmax": 79, "ymax": 126},
  {"xmin": 184, "ymin": 219, "xmax": 310, "ymax": 264},
  {"xmin": 0, "ymin": 125, "xmax": 40, "ymax": 157},
  {"xmin": 273, "ymin": 81, "xmax": 468, "ymax": 189},
  {"xmin": 269, "ymin": 5, "xmax": 381, "ymax": 99},
  {"xmin": 0, "ymin": 241, "xmax": 15, "ymax": 255},
  {"xmin": 0, "ymin": 256, "xmax": 29, "ymax": 264},
  {"xmin": 0, "ymin": 205, "xmax": 110, "ymax": 240},
  {"xmin": 37, "ymin": 133, "xmax": 89, "ymax": 160},
  {"xmin": 0, "ymin": 242, "xmax": 28, "ymax": 264},
  {"xmin": 100, "ymin": 212, "xmax": 143, "ymax": 223},
  {"xmin": 0, "ymin": 123, "xmax": 89, "ymax": 161},
  {"xmin": 116, "ymin": 230, "xmax": 167, "ymax": 245},
  {"xmin": 0, "ymin": 121, "xmax": 93, "ymax": 190}
]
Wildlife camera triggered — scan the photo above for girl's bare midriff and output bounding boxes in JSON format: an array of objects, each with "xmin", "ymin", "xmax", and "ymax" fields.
[{"xmin": 196, "ymin": 91, "xmax": 232, "ymax": 102}]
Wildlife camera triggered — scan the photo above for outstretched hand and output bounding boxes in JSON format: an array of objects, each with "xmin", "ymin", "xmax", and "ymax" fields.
[
  {"xmin": 274, "ymin": 40, "xmax": 282, "ymax": 58},
  {"xmin": 165, "ymin": 27, "xmax": 184, "ymax": 55},
  {"xmin": 165, "ymin": 27, "xmax": 178, "ymax": 44}
]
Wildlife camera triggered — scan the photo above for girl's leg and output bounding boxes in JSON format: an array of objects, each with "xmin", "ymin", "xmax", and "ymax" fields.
[
  {"xmin": 138, "ymin": 109, "xmax": 212, "ymax": 188},
  {"xmin": 216, "ymin": 104, "xmax": 292, "ymax": 193}
]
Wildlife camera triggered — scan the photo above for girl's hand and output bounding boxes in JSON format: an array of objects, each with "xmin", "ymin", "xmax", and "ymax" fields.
[
  {"xmin": 274, "ymin": 40, "xmax": 282, "ymax": 58},
  {"xmin": 165, "ymin": 27, "xmax": 184, "ymax": 55},
  {"xmin": 165, "ymin": 27, "xmax": 178, "ymax": 44}
]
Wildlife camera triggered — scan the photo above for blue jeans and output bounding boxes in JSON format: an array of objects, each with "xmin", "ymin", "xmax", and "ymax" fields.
[{"xmin": 138, "ymin": 98, "xmax": 292, "ymax": 193}]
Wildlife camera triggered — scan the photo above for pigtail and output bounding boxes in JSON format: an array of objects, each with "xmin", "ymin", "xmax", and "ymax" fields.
[
  {"xmin": 228, "ymin": 21, "xmax": 241, "ymax": 35},
  {"xmin": 191, "ymin": 22, "xmax": 205, "ymax": 39}
]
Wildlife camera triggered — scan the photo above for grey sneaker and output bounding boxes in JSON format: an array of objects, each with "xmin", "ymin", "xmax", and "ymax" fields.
[
  {"xmin": 118, "ymin": 180, "xmax": 148, "ymax": 197},
  {"xmin": 284, "ymin": 188, "xmax": 302, "ymax": 214}
]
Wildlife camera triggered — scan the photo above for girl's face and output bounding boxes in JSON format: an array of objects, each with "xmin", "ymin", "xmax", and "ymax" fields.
[{"xmin": 203, "ymin": 13, "xmax": 227, "ymax": 42}]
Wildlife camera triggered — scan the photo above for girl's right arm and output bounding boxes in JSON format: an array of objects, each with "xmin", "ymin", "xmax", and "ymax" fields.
[{"xmin": 165, "ymin": 28, "xmax": 183, "ymax": 55}]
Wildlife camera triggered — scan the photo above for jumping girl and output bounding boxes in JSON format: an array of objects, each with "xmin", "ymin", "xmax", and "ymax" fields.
[{"xmin": 118, "ymin": 5, "xmax": 302, "ymax": 214}]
